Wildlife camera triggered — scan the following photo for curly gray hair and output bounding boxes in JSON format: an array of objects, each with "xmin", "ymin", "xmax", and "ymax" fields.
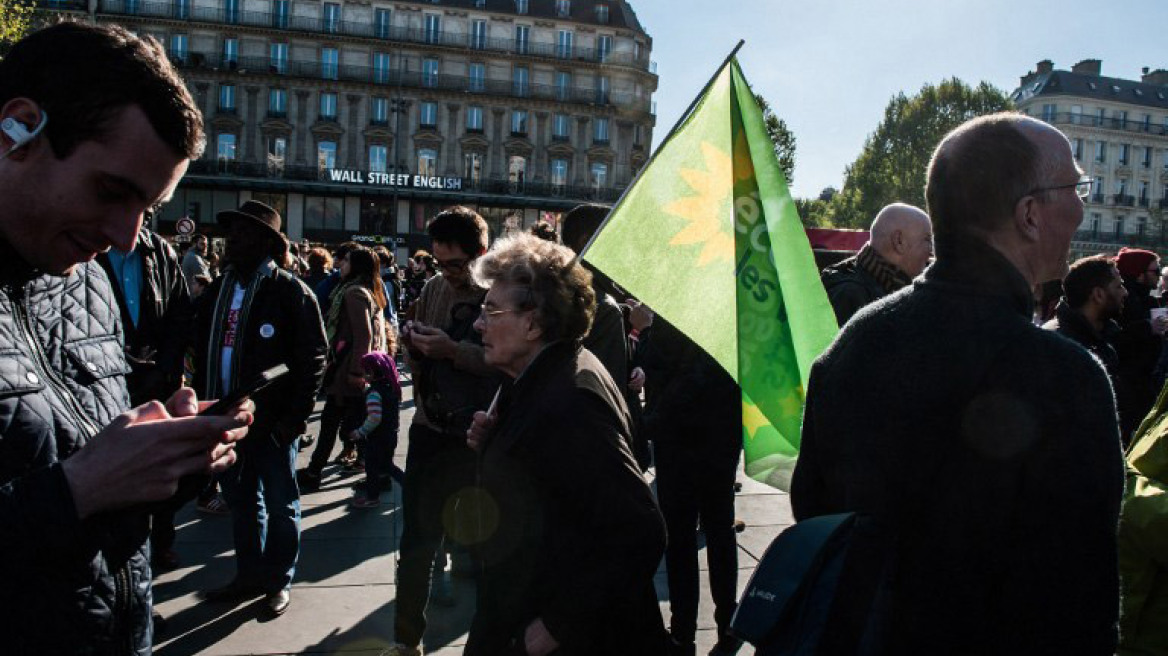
[{"xmin": 472, "ymin": 233, "xmax": 596, "ymax": 345}]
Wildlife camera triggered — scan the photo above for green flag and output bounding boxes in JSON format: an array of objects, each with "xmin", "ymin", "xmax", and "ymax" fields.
[{"xmin": 582, "ymin": 56, "xmax": 838, "ymax": 490}]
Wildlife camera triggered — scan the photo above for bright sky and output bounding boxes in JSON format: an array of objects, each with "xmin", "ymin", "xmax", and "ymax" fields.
[{"xmin": 636, "ymin": 0, "xmax": 1168, "ymax": 199}]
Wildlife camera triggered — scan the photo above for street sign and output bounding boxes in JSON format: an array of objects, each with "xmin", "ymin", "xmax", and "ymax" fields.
[{"xmin": 176, "ymin": 217, "xmax": 196, "ymax": 235}]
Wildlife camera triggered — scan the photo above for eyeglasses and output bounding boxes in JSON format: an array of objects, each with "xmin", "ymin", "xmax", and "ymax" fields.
[
  {"xmin": 435, "ymin": 257, "xmax": 469, "ymax": 272},
  {"xmin": 1027, "ymin": 175, "xmax": 1093, "ymax": 201},
  {"xmin": 478, "ymin": 305, "xmax": 523, "ymax": 325}
]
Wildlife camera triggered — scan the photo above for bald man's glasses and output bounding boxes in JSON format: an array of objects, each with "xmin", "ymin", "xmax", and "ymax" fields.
[{"xmin": 1028, "ymin": 176, "xmax": 1093, "ymax": 201}]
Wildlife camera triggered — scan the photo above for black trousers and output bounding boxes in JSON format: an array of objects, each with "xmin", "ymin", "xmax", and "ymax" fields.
[
  {"xmin": 307, "ymin": 394, "xmax": 364, "ymax": 475},
  {"xmin": 395, "ymin": 423, "xmax": 478, "ymax": 648},
  {"xmin": 655, "ymin": 441, "xmax": 740, "ymax": 644}
]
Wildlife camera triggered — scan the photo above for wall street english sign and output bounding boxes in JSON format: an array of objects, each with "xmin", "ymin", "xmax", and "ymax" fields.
[{"xmin": 327, "ymin": 168, "xmax": 464, "ymax": 191}]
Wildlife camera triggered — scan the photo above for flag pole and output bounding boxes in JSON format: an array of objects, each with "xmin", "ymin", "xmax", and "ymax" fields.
[{"xmin": 579, "ymin": 39, "xmax": 746, "ymax": 259}]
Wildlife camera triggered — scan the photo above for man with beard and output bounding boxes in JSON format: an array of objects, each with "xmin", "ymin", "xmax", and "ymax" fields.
[
  {"xmin": 1115, "ymin": 247, "xmax": 1168, "ymax": 441},
  {"xmin": 192, "ymin": 200, "xmax": 327, "ymax": 616},
  {"xmin": 1044, "ymin": 255, "xmax": 1127, "ymax": 381}
]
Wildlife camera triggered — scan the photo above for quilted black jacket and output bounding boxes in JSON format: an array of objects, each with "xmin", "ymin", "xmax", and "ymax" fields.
[{"xmin": 0, "ymin": 241, "xmax": 151, "ymax": 655}]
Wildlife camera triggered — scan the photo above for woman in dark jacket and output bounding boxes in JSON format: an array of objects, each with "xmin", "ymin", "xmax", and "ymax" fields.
[{"xmin": 463, "ymin": 233, "xmax": 667, "ymax": 656}]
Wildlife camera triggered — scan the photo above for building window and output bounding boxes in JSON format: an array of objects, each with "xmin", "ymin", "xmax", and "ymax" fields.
[
  {"xmin": 1115, "ymin": 110, "xmax": 1128, "ymax": 130},
  {"xmin": 369, "ymin": 145, "xmax": 388, "ymax": 173},
  {"xmin": 515, "ymin": 25, "xmax": 530, "ymax": 55},
  {"xmin": 597, "ymin": 35, "xmax": 612, "ymax": 63},
  {"xmin": 470, "ymin": 19, "xmax": 487, "ymax": 49},
  {"xmin": 594, "ymin": 117, "xmax": 609, "ymax": 144},
  {"xmin": 634, "ymin": 124, "xmax": 643, "ymax": 145},
  {"xmin": 1139, "ymin": 180, "xmax": 1149, "ymax": 202},
  {"xmin": 511, "ymin": 110, "xmax": 528, "ymax": 136},
  {"xmin": 515, "ymin": 0, "xmax": 528, "ymax": 14},
  {"xmin": 216, "ymin": 133, "xmax": 236, "ymax": 162},
  {"xmin": 513, "ymin": 66, "xmax": 529, "ymax": 97},
  {"xmin": 223, "ymin": 0, "xmax": 239, "ymax": 23},
  {"xmin": 174, "ymin": 0, "xmax": 189, "ymax": 20},
  {"xmin": 1120, "ymin": 144, "xmax": 1130, "ymax": 165},
  {"xmin": 221, "ymin": 38, "xmax": 238, "ymax": 67},
  {"xmin": 508, "ymin": 155, "xmax": 526, "ymax": 189},
  {"xmin": 418, "ymin": 148, "xmax": 438, "ymax": 177},
  {"xmin": 320, "ymin": 92, "xmax": 337, "ymax": 120},
  {"xmin": 317, "ymin": 141, "xmax": 337, "ymax": 171},
  {"xmin": 218, "ymin": 84, "xmax": 235, "ymax": 112},
  {"xmin": 420, "ymin": 102, "xmax": 437, "ymax": 128},
  {"xmin": 464, "ymin": 152, "xmax": 483, "ymax": 185},
  {"xmin": 595, "ymin": 4, "xmax": 609, "ymax": 23},
  {"xmin": 371, "ymin": 96, "xmax": 388, "ymax": 124},
  {"xmin": 321, "ymin": 48, "xmax": 338, "ymax": 80},
  {"xmin": 170, "ymin": 34, "xmax": 188, "ymax": 63},
  {"xmin": 557, "ymin": 30, "xmax": 573, "ymax": 59},
  {"xmin": 1116, "ymin": 178, "xmax": 1128, "ymax": 198},
  {"xmin": 1090, "ymin": 213, "xmax": 1100, "ymax": 235},
  {"xmin": 1115, "ymin": 216, "xmax": 1126, "ymax": 238},
  {"xmin": 273, "ymin": 0, "xmax": 289, "ymax": 27},
  {"xmin": 556, "ymin": 0, "xmax": 570, "ymax": 17},
  {"xmin": 1143, "ymin": 146, "xmax": 1153, "ymax": 168},
  {"xmin": 270, "ymin": 42, "xmax": 288, "ymax": 74},
  {"xmin": 1068, "ymin": 105, "xmax": 1082, "ymax": 124},
  {"xmin": 591, "ymin": 161, "xmax": 608, "ymax": 188},
  {"xmin": 553, "ymin": 113, "xmax": 570, "ymax": 140},
  {"xmin": 466, "ymin": 105, "xmax": 483, "ymax": 132},
  {"xmin": 596, "ymin": 76, "xmax": 610, "ymax": 104},
  {"xmin": 373, "ymin": 52, "xmax": 391, "ymax": 84},
  {"xmin": 1040, "ymin": 103, "xmax": 1056, "ymax": 123},
  {"xmin": 1094, "ymin": 107, "xmax": 1105, "ymax": 126},
  {"xmin": 323, "ymin": 2, "xmax": 340, "ymax": 33},
  {"xmin": 424, "ymin": 14, "xmax": 441, "ymax": 45},
  {"xmin": 305, "ymin": 196, "xmax": 343, "ymax": 231},
  {"xmin": 1092, "ymin": 176, "xmax": 1104, "ymax": 201},
  {"xmin": 1163, "ymin": 151, "xmax": 1168, "ymax": 170},
  {"xmin": 374, "ymin": 8, "xmax": 392, "ymax": 39},
  {"xmin": 555, "ymin": 71, "xmax": 571, "ymax": 101},
  {"xmin": 1072, "ymin": 138, "xmax": 1083, "ymax": 161},
  {"xmin": 267, "ymin": 136, "xmax": 286, "ymax": 175},
  {"xmin": 1143, "ymin": 114, "xmax": 1152, "ymax": 132},
  {"xmin": 423, "ymin": 58, "xmax": 439, "ymax": 87},
  {"xmin": 1138, "ymin": 216, "xmax": 1148, "ymax": 236},
  {"xmin": 268, "ymin": 88, "xmax": 287, "ymax": 116},
  {"xmin": 468, "ymin": 63, "xmax": 485, "ymax": 92},
  {"xmin": 551, "ymin": 158, "xmax": 568, "ymax": 188},
  {"xmin": 1094, "ymin": 140, "xmax": 1106, "ymax": 163}
]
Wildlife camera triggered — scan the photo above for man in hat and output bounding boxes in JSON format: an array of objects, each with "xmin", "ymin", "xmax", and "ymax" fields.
[
  {"xmin": 1115, "ymin": 247, "xmax": 1168, "ymax": 442},
  {"xmin": 191, "ymin": 200, "xmax": 327, "ymax": 616}
]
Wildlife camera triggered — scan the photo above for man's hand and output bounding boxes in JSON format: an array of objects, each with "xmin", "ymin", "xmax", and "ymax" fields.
[
  {"xmin": 61, "ymin": 387, "xmax": 252, "ymax": 519},
  {"xmin": 410, "ymin": 323, "xmax": 458, "ymax": 360},
  {"xmin": 523, "ymin": 618, "xmax": 560, "ymax": 656},
  {"xmin": 626, "ymin": 299, "xmax": 654, "ymax": 332},
  {"xmin": 628, "ymin": 366, "xmax": 646, "ymax": 393},
  {"xmin": 466, "ymin": 409, "xmax": 496, "ymax": 452}
]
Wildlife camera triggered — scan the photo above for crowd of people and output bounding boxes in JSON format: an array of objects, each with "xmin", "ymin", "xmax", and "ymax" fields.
[{"xmin": 2, "ymin": 20, "xmax": 1167, "ymax": 656}]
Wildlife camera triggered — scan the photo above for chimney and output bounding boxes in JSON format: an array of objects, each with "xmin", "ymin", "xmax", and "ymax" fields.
[
  {"xmin": 1142, "ymin": 68, "xmax": 1168, "ymax": 86},
  {"xmin": 1036, "ymin": 59, "xmax": 1054, "ymax": 75},
  {"xmin": 1071, "ymin": 59, "xmax": 1102, "ymax": 76}
]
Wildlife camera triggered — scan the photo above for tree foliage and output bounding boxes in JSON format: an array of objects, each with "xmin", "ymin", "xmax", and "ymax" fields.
[
  {"xmin": 829, "ymin": 78, "xmax": 1013, "ymax": 228},
  {"xmin": 0, "ymin": 0, "xmax": 33, "ymax": 57},
  {"xmin": 754, "ymin": 93, "xmax": 797, "ymax": 186}
]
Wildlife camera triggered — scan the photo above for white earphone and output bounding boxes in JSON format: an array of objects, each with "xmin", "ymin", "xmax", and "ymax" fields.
[{"xmin": 1, "ymin": 111, "xmax": 49, "ymax": 159}]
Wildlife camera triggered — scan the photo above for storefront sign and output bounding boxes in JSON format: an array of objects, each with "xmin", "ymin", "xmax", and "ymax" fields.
[
  {"xmin": 327, "ymin": 169, "xmax": 463, "ymax": 191},
  {"xmin": 352, "ymin": 234, "xmax": 406, "ymax": 246}
]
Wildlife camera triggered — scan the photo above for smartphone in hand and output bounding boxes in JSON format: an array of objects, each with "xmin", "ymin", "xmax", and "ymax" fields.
[{"xmin": 198, "ymin": 364, "xmax": 289, "ymax": 416}]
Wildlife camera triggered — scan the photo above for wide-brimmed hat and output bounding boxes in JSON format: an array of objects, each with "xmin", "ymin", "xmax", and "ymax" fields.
[{"xmin": 218, "ymin": 200, "xmax": 289, "ymax": 259}]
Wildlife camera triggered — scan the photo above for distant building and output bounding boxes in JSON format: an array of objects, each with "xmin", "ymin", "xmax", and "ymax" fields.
[
  {"xmin": 39, "ymin": 0, "xmax": 657, "ymax": 255},
  {"xmin": 1012, "ymin": 59, "xmax": 1168, "ymax": 259}
]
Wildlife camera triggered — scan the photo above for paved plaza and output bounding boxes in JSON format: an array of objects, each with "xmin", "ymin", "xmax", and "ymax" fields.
[{"xmin": 153, "ymin": 379, "xmax": 793, "ymax": 655}]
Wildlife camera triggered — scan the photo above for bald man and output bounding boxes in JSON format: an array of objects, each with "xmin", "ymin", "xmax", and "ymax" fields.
[
  {"xmin": 820, "ymin": 203, "xmax": 933, "ymax": 325},
  {"xmin": 792, "ymin": 114, "xmax": 1122, "ymax": 653}
]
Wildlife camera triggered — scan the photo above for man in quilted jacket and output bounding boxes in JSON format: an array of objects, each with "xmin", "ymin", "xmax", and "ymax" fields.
[{"xmin": 0, "ymin": 22, "xmax": 252, "ymax": 654}]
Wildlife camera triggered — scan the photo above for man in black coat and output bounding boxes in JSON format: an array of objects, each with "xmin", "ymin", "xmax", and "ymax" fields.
[
  {"xmin": 1043, "ymin": 254, "xmax": 1125, "ymax": 382},
  {"xmin": 192, "ymin": 201, "xmax": 327, "ymax": 617},
  {"xmin": 1114, "ymin": 247, "xmax": 1168, "ymax": 441},
  {"xmin": 792, "ymin": 114, "xmax": 1124, "ymax": 654}
]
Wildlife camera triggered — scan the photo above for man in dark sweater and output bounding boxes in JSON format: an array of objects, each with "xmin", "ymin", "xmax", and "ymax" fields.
[
  {"xmin": 1043, "ymin": 254, "xmax": 1125, "ymax": 380},
  {"xmin": 792, "ymin": 114, "xmax": 1124, "ymax": 654},
  {"xmin": 819, "ymin": 203, "xmax": 933, "ymax": 325}
]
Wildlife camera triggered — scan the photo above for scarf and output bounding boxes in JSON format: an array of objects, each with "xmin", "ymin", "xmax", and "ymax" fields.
[
  {"xmin": 325, "ymin": 278, "xmax": 360, "ymax": 345},
  {"xmin": 202, "ymin": 258, "xmax": 276, "ymax": 399},
  {"xmin": 856, "ymin": 243, "xmax": 913, "ymax": 295}
]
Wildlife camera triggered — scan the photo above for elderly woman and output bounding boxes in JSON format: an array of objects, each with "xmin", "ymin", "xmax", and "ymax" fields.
[{"xmin": 464, "ymin": 234, "xmax": 667, "ymax": 656}]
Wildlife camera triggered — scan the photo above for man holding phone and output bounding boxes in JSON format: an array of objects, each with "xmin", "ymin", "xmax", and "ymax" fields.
[
  {"xmin": 191, "ymin": 200, "xmax": 327, "ymax": 616},
  {"xmin": 0, "ymin": 23, "xmax": 253, "ymax": 653}
]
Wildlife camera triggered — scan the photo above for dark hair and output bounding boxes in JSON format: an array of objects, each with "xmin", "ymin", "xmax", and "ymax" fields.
[
  {"xmin": 529, "ymin": 220, "xmax": 559, "ymax": 243},
  {"xmin": 427, "ymin": 206, "xmax": 489, "ymax": 257},
  {"xmin": 926, "ymin": 113, "xmax": 1046, "ymax": 247},
  {"xmin": 333, "ymin": 241, "xmax": 361, "ymax": 261},
  {"xmin": 344, "ymin": 246, "xmax": 388, "ymax": 310},
  {"xmin": 0, "ymin": 21, "xmax": 204, "ymax": 159},
  {"xmin": 307, "ymin": 246, "xmax": 332, "ymax": 271},
  {"xmin": 373, "ymin": 245, "xmax": 394, "ymax": 267},
  {"xmin": 1064, "ymin": 255, "xmax": 1119, "ymax": 309},
  {"xmin": 560, "ymin": 204, "xmax": 610, "ymax": 253}
]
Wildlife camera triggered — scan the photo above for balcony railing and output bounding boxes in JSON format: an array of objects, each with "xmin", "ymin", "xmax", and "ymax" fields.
[
  {"xmin": 1075, "ymin": 229, "xmax": 1168, "ymax": 248},
  {"xmin": 1139, "ymin": 196, "xmax": 1150, "ymax": 208},
  {"xmin": 1160, "ymin": 198, "xmax": 1168, "ymax": 209},
  {"xmin": 1114, "ymin": 194, "xmax": 1135, "ymax": 207},
  {"xmin": 1038, "ymin": 111, "xmax": 1168, "ymax": 137},
  {"xmin": 1090, "ymin": 193, "xmax": 1106, "ymax": 204},
  {"xmin": 185, "ymin": 158, "xmax": 626, "ymax": 202},
  {"xmin": 170, "ymin": 52, "xmax": 653, "ymax": 114},
  {"xmin": 80, "ymin": 0, "xmax": 658, "ymax": 74}
]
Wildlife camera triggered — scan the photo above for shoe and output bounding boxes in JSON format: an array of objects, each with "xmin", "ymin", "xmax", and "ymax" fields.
[
  {"xmin": 378, "ymin": 644, "xmax": 422, "ymax": 656},
  {"xmin": 708, "ymin": 635, "xmax": 743, "ymax": 655},
  {"xmin": 334, "ymin": 446, "xmax": 356, "ymax": 465},
  {"xmin": 196, "ymin": 494, "xmax": 229, "ymax": 515},
  {"xmin": 200, "ymin": 579, "xmax": 263, "ymax": 603},
  {"xmin": 430, "ymin": 566, "xmax": 455, "ymax": 607},
  {"xmin": 266, "ymin": 588, "xmax": 291, "ymax": 616},
  {"xmin": 733, "ymin": 519, "xmax": 747, "ymax": 533},
  {"xmin": 297, "ymin": 434, "xmax": 315, "ymax": 451},
  {"xmin": 152, "ymin": 548, "xmax": 180, "ymax": 571},
  {"xmin": 733, "ymin": 481, "xmax": 743, "ymax": 493},
  {"xmin": 342, "ymin": 459, "xmax": 365, "ymax": 474},
  {"xmin": 349, "ymin": 493, "xmax": 380, "ymax": 509},
  {"xmin": 297, "ymin": 469, "xmax": 322, "ymax": 492}
]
